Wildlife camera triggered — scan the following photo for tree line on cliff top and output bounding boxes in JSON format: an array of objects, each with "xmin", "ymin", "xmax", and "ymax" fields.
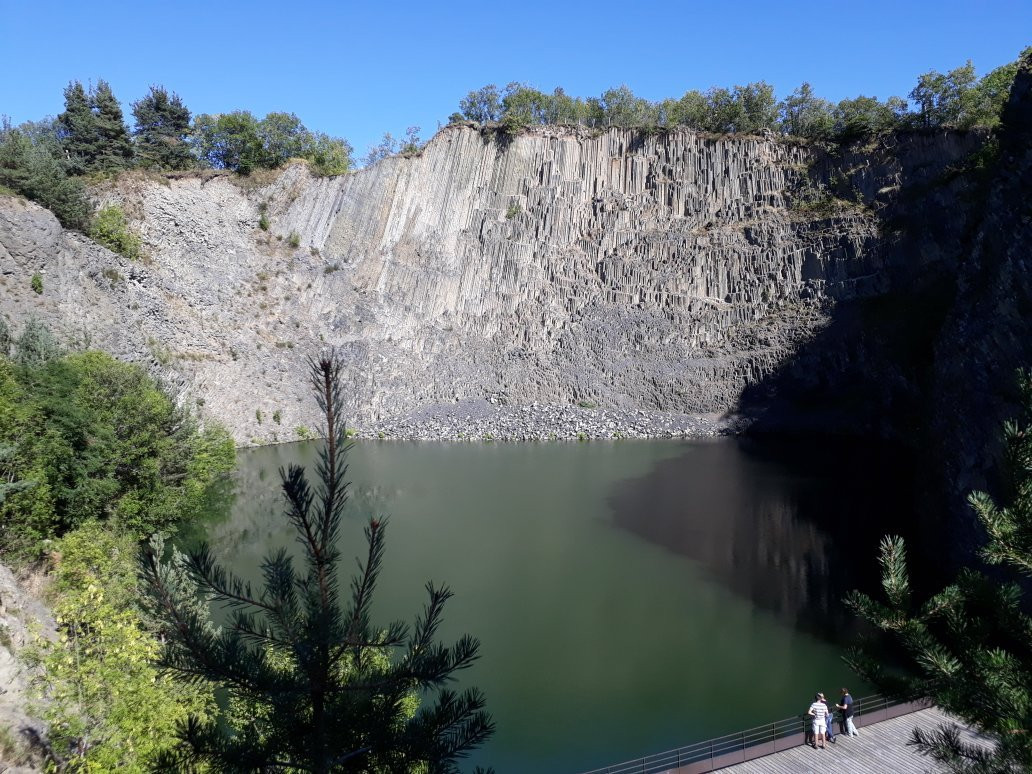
[
  {"xmin": 0, "ymin": 50, "xmax": 1025, "ymax": 234},
  {"xmin": 452, "ymin": 52, "xmax": 1027, "ymax": 139},
  {"xmin": 0, "ymin": 82, "xmax": 356, "ymax": 231}
]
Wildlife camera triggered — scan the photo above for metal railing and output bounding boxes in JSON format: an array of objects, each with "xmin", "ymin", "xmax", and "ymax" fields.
[{"xmin": 578, "ymin": 693, "xmax": 924, "ymax": 774}]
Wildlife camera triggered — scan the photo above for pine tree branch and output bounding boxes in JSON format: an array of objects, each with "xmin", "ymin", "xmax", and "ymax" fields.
[
  {"xmin": 345, "ymin": 517, "xmax": 389, "ymax": 642},
  {"xmin": 185, "ymin": 545, "xmax": 279, "ymax": 615}
]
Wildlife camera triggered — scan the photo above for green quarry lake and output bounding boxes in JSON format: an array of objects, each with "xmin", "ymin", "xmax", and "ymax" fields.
[{"xmin": 197, "ymin": 437, "xmax": 926, "ymax": 772}]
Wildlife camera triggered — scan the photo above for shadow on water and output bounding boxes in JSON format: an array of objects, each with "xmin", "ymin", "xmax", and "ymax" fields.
[{"xmin": 607, "ymin": 435, "xmax": 946, "ymax": 642}]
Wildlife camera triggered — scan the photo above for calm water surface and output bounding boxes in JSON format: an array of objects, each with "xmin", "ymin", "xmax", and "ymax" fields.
[{"xmin": 197, "ymin": 437, "xmax": 923, "ymax": 773}]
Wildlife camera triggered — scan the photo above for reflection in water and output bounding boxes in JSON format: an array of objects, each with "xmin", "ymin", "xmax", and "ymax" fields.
[
  {"xmin": 608, "ymin": 437, "xmax": 931, "ymax": 638},
  {"xmin": 193, "ymin": 438, "xmax": 919, "ymax": 773}
]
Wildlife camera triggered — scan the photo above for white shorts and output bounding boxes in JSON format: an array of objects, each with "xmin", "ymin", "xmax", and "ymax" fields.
[{"xmin": 812, "ymin": 719, "xmax": 826, "ymax": 735}]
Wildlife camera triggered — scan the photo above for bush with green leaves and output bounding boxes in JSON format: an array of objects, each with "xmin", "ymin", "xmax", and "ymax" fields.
[
  {"xmin": 30, "ymin": 273, "xmax": 43, "ymax": 294},
  {"xmin": 0, "ymin": 348, "xmax": 234, "ymax": 555},
  {"xmin": 89, "ymin": 204, "xmax": 143, "ymax": 260},
  {"xmin": 12, "ymin": 317, "xmax": 61, "ymax": 368},
  {"xmin": 304, "ymin": 132, "xmax": 354, "ymax": 176},
  {"xmin": 27, "ymin": 522, "xmax": 215, "ymax": 771}
]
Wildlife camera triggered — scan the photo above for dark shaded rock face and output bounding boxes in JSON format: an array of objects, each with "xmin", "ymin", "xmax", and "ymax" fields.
[
  {"xmin": 929, "ymin": 52, "xmax": 1032, "ymax": 552},
  {"xmin": 0, "ymin": 56, "xmax": 1029, "ymax": 557},
  {"xmin": 741, "ymin": 52, "xmax": 1032, "ymax": 559}
]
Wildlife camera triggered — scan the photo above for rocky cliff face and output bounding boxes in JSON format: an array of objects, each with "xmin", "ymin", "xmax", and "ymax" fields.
[
  {"xmin": 0, "ymin": 122, "xmax": 987, "ymax": 446},
  {"xmin": 929, "ymin": 54, "xmax": 1032, "ymax": 549}
]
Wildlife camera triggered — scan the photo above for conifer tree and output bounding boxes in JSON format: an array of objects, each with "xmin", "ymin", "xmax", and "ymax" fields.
[
  {"xmin": 848, "ymin": 372, "xmax": 1032, "ymax": 773},
  {"xmin": 90, "ymin": 80, "xmax": 134, "ymax": 171},
  {"xmin": 56, "ymin": 80, "xmax": 133, "ymax": 174},
  {"xmin": 142, "ymin": 352, "xmax": 494, "ymax": 773},
  {"xmin": 56, "ymin": 81, "xmax": 95, "ymax": 176},
  {"xmin": 132, "ymin": 86, "xmax": 193, "ymax": 170}
]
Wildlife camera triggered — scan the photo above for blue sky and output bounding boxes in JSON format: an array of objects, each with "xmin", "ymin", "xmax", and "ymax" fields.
[{"xmin": 1, "ymin": 0, "xmax": 1029, "ymax": 160}]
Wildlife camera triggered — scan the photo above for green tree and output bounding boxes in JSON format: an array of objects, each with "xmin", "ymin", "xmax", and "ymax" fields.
[
  {"xmin": 733, "ymin": 82, "xmax": 779, "ymax": 134},
  {"xmin": 142, "ymin": 353, "xmax": 494, "ymax": 772},
  {"xmin": 909, "ymin": 61, "xmax": 979, "ymax": 128},
  {"xmin": 598, "ymin": 85, "xmax": 657, "ymax": 127},
  {"xmin": 27, "ymin": 522, "xmax": 215, "ymax": 772},
  {"xmin": 459, "ymin": 85, "xmax": 502, "ymax": 123},
  {"xmin": 848, "ymin": 372, "xmax": 1032, "ymax": 772},
  {"xmin": 702, "ymin": 83, "xmax": 778, "ymax": 134},
  {"xmin": 258, "ymin": 111, "xmax": 311, "ymax": 164},
  {"xmin": 550, "ymin": 87, "xmax": 590, "ymax": 125},
  {"xmin": 192, "ymin": 111, "xmax": 268, "ymax": 173},
  {"xmin": 663, "ymin": 90, "xmax": 709, "ymax": 129},
  {"xmin": 91, "ymin": 80, "xmax": 135, "ymax": 171},
  {"xmin": 56, "ymin": 81, "xmax": 97, "ymax": 176},
  {"xmin": 966, "ymin": 50, "xmax": 1030, "ymax": 129},
  {"xmin": 192, "ymin": 111, "xmax": 351, "ymax": 175},
  {"xmin": 702, "ymin": 87, "xmax": 741, "ymax": 133},
  {"xmin": 132, "ymin": 85, "xmax": 193, "ymax": 170},
  {"xmin": 364, "ymin": 132, "xmax": 398, "ymax": 166},
  {"xmin": 779, "ymin": 83, "xmax": 835, "ymax": 139},
  {"xmin": 398, "ymin": 126, "xmax": 422, "ymax": 154},
  {"xmin": 500, "ymin": 83, "xmax": 552, "ymax": 126},
  {"xmin": 0, "ymin": 356, "xmax": 33, "ymax": 507},
  {"xmin": 833, "ymin": 95, "xmax": 906, "ymax": 140},
  {"xmin": 13, "ymin": 318, "xmax": 61, "ymax": 368},
  {"xmin": 57, "ymin": 80, "xmax": 133, "ymax": 174},
  {"xmin": 0, "ymin": 119, "xmax": 93, "ymax": 230},
  {"xmin": 365, "ymin": 127, "xmax": 419, "ymax": 163}
]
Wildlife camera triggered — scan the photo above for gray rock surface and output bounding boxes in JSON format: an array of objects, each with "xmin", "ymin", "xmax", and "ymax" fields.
[
  {"xmin": 0, "ymin": 564, "xmax": 53, "ymax": 772},
  {"xmin": 0, "ymin": 126, "xmax": 979, "ymax": 443}
]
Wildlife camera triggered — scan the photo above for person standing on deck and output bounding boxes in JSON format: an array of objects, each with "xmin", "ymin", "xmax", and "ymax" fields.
[
  {"xmin": 820, "ymin": 693, "xmax": 836, "ymax": 743},
  {"xmin": 837, "ymin": 687, "xmax": 858, "ymax": 736},
  {"xmin": 807, "ymin": 692, "xmax": 829, "ymax": 749}
]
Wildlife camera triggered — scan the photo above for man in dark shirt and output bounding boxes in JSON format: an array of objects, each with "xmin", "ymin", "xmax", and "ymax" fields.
[{"xmin": 836, "ymin": 688, "xmax": 858, "ymax": 736}]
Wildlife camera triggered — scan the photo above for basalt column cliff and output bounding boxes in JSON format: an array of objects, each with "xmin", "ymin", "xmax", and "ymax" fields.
[{"xmin": 0, "ymin": 122, "xmax": 990, "ymax": 439}]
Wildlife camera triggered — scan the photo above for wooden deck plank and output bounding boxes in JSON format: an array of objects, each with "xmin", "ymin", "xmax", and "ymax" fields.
[{"xmin": 706, "ymin": 707, "xmax": 990, "ymax": 774}]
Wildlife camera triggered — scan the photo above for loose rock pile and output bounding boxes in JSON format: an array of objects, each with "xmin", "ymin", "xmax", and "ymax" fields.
[{"xmin": 353, "ymin": 399, "xmax": 749, "ymax": 441}]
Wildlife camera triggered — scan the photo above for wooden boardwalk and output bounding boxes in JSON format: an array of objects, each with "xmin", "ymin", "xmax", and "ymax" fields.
[{"xmin": 712, "ymin": 707, "xmax": 989, "ymax": 773}]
